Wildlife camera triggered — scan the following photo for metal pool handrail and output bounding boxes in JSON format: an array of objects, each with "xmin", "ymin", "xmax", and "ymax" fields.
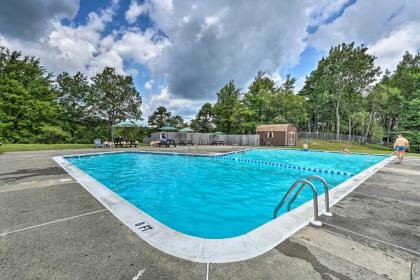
[
  {"xmin": 287, "ymin": 175, "xmax": 332, "ymax": 216},
  {"xmin": 273, "ymin": 179, "xmax": 321, "ymax": 226}
]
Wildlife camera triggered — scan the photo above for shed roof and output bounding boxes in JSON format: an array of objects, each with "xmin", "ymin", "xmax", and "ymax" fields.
[{"xmin": 256, "ymin": 124, "xmax": 295, "ymax": 132}]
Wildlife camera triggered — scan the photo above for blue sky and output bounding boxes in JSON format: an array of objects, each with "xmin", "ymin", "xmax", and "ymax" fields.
[{"xmin": 0, "ymin": 0, "xmax": 418, "ymax": 120}]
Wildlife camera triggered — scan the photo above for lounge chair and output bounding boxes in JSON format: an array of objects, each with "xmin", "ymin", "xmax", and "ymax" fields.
[
  {"xmin": 159, "ymin": 139, "xmax": 170, "ymax": 148},
  {"xmin": 94, "ymin": 139, "xmax": 104, "ymax": 148},
  {"xmin": 159, "ymin": 139, "xmax": 176, "ymax": 148}
]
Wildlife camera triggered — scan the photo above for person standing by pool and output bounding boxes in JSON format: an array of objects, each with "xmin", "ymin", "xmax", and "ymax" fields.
[
  {"xmin": 393, "ymin": 134, "xmax": 409, "ymax": 163},
  {"xmin": 302, "ymin": 142, "xmax": 309, "ymax": 151}
]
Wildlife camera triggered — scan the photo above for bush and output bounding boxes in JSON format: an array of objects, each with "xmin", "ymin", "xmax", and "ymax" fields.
[
  {"xmin": 370, "ymin": 124, "xmax": 385, "ymax": 144},
  {"xmin": 37, "ymin": 126, "xmax": 71, "ymax": 144},
  {"xmin": 400, "ymin": 130, "xmax": 420, "ymax": 152}
]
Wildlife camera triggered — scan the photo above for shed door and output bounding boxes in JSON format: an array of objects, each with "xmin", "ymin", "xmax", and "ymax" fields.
[{"xmin": 288, "ymin": 132, "xmax": 296, "ymax": 146}]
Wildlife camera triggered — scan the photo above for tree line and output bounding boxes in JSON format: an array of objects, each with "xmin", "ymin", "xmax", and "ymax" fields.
[
  {"xmin": 0, "ymin": 47, "xmax": 142, "ymax": 144},
  {"xmin": 1, "ymin": 43, "xmax": 419, "ymax": 151},
  {"xmin": 158, "ymin": 43, "xmax": 418, "ymax": 151}
]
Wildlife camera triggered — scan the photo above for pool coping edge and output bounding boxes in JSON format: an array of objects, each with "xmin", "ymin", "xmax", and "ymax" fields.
[{"xmin": 52, "ymin": 150, "xmax": 394, "ymax": 263}]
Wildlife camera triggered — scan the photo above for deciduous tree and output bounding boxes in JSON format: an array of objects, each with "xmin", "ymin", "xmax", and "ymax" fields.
[
  {"xmin": 56, "ymin": 72, "xmax": 94, "ymax": 142},
  {"xmin": 0, "ymin": 47, "xmax": 62, "ymax": 143},
  {"xmin": 300, "ymin": 43, "xmax": 381, "ymax": 139},
  {"xmin": 90, "ymin": 67, "xmax": 142, "ymax": 139}
]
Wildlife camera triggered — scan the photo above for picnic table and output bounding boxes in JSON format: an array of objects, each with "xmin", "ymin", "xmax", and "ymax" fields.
[
  {"xmin": 114, "ymin": 139, "xmax": 138, "ymax": 148},
  {"xmin": 211, "ymin": 140, "xmax": 224, "ymax": 145}
]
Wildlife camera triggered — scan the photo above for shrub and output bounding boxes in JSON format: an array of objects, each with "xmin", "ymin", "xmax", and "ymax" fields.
[
  {"xmin": 37, "ymin": 126, "xmax": 71, "ymax": 144},
  {"xmin": 370, "ymin": 123, "xmax": 385, "ymax": 144},
  {"xmin": 400, "ymin": 130, "xmax": 420, "ymax": 152}
]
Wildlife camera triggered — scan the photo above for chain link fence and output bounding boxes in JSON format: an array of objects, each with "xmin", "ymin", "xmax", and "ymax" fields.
[{"xmin": 298, "ymin": 132, "xmax": 368, "ymax": 144}]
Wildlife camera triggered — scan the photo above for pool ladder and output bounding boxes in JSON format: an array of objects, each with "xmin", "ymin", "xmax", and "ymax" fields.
[
  {"xmin": 273, "ymin": 175, "xmax": 332, "ymax": 226},
  {"xmin": 186, "ymin": 143, "xmax": 199, "ymax": 155}
]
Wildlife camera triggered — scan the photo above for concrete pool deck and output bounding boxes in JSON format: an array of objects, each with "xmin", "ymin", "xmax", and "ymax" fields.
[{"xmin": 1, "ymin": 147, "xmax": 419, "ymax": 279}]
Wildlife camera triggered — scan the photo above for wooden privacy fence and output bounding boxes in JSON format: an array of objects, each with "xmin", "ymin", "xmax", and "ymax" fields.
[{"xmin": 149, "ymin": 132, "xmax": 260, "ymax": 146}]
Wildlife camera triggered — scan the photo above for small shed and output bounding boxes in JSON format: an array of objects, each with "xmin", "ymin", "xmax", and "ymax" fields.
[{"xmin": 256, "ymin": 124, "xmax": 297, "ymax": 146}]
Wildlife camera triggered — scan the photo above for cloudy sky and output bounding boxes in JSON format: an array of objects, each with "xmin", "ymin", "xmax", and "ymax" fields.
[{"xmin": 0, "ymin": 0, "xmax": 419, "ymax": 120}]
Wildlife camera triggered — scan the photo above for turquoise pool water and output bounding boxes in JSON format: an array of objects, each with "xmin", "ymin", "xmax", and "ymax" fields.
[
  {"xmin": 223, "ymin": 149, "xmax": 386, "ymax": 176},
  {"xmin": 66, "ymin": 150, "xmax": 385, "ymax": 239}
]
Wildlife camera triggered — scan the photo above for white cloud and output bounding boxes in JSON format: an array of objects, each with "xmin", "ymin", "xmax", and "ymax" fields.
[
  {"xmin": 0, "ymin": 0, "xmax": 169, "ymax": 80},
  {"xmin": 295, "ymin": 77, "xmax": 306, "ymax": 92},
  {"xmin": 87, "ymin": 49, "xmax": 125, "ymax": 75},
  {"xmin": 143, "ymin": 87, "xmax": 204, "ymax": 120},
  {"xmin": 368, "ymin": 22, "xmax": 420, "ymax": 72},
  {"xmin": 112, "ymin": 29, "xmax": 169, "ymax": 65},
  {"xmin": 47, "ymin": 8, "xmax": 114, "ymax": 73},
  {"xmin": 0, "ymin": 0, "xmax": 79, "ymax": 41},
  {"xmin": 147, "ymin": 1, "xmax": 319, "ymax": 100},
  {"xmin": 309, "ymin": 0, "xmax": 420, "ymax": 72},
  {"xmin": 269, "ymin": 71, "xmax": 282, "ymax": 85},
  {"xmin": 86, "ymin": 28, "xmax": 169, "ymax": 76},
  {"xmin": 144, "ymin": 80, "xmax": 154, "ymax": 90},
  {"xmin": 144, "ymin": 0, "xmax": 357, "ymax": 102},
  {"xmin": 125, "ymin": 0, "xmax": 150, "ymax": 24},
  {"xmin": 0, "ymin": 2, "xmax": 119, "ymax": 75}
]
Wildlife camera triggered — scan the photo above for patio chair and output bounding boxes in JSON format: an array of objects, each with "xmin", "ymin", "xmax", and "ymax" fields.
[{"xmin": 94, "ymin": 139, "xmax": 104, "ymax": 148}]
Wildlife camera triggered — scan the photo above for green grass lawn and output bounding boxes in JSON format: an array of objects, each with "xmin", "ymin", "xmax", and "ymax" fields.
[
  {"xmin": 288, "ymin": 138, "xmax": 420, "ymax": 157},
  {"xmin": 0, "ymin": 143, "xmax": 94, "ymax": 153}
]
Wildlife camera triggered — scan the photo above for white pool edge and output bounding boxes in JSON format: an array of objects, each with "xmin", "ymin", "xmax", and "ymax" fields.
[{"xmin": 53, "ymin": 150, "xmax": 394, "ymax": 263}]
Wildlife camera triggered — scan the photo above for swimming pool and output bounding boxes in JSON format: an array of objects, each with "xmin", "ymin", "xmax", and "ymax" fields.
[
  {"xmin": 223, "ymin": 149, "xmax": 385, "ymax": 176},
  {"xmin": 55, "ymin": 149, "xmax": 391, "ymax": 262},
  {"xmin": 65, "ymin": 150, "xmax": 385, "ymax": 238}
]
